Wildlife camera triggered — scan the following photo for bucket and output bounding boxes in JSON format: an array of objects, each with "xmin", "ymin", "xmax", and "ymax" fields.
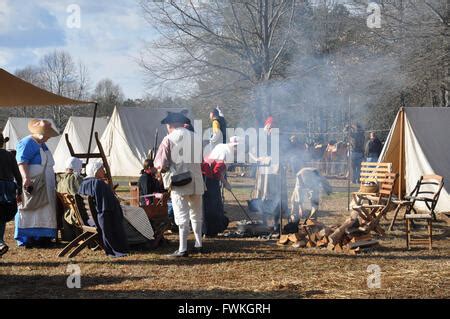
[{"xmin": 247, "ymin": 198, "xmax": 263, "ymax": 213}]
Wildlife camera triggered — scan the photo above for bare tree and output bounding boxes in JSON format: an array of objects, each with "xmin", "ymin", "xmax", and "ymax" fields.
[
  {"xmin": 92, "ymin": 78, "xmax": 125, "ymax": 117},
  {"xmin": 12, "ymin": 66, "xmax": 45, "ymax": 118},
  {"xmin": 38, "ymin": 50, "xmax": 91, "ymax": 127},
  {"xmin": 140, "ymin": 0, "xmax": 298, "ymax": 123},
  {"xmin": 355, "ymin": 0, "xmax": 449, "ymax": 107}
]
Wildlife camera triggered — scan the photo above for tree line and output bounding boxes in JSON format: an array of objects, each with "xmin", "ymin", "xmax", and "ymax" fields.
[{"xmin": 139, "ymin": 0, "xmax": 449, "ymax": 140}]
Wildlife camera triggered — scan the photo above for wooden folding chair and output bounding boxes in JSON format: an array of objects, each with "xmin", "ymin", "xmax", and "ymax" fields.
[
  {"xmin": 129, "ymin": 182, "xmax": 140, "ymax": 207},
  {"xmin": 352, "ymin": 162, "xmax": 392, "ymax": 206},
  {"xmin": 57, "ymin": 193, "xmax": 102, "ymax": 258},
  {"xmin": 404, "ymin": 175, "xmax": 444, "ymax": 250},
  {"xmin": 142, "ymin": 193, "xmax": 171, "ymax": 248},
  {"xmin": 351, "ymin": 173, "xmax": 398, "ymax": 236}
]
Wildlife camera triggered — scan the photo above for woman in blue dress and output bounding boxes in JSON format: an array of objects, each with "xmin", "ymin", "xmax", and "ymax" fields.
[{"xmin": 15, "ymin": 119, "xmax": 59, "ymax": 247}]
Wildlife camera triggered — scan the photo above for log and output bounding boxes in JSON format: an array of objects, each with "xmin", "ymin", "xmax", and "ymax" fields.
[
  {"xmin": 350, "ymin": 234, "xmax": 372, "ymax": 243},
  {"xmin": 328, "ymin": 217, "xmax": 358, "ymax": 245},
  {"xmin": 288, "ymin": 233, "xmax": 301, "ymax": 243},
  {"xmin": 334, "ymin": 244, "xmax": 343, "ymax": 253},
  {"xmin": 348, "ymin": 240, "xmax": 379, "ymax": 250},
  {"xmin": 292, "ymin": 240, "xmax": 307, "ymax": 248},
  {"xmin": 278, "ymin": 235, "xmax": 289, "ymax": 245},
  {"xmin": 306, "ymin": 240, "xmax": 316, "ymax": 248},
  {"xmin": 316, "ymin": 237, "xmax": 329, "ymax": 247}
]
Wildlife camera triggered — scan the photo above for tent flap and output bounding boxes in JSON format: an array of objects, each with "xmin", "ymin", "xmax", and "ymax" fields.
[
  {"xmin": 381, "ymin": 107, "xmax": 450, "ymax": 213},
  {"xmin": 0, "ymin": 68, "xmax": 94, "ymax": 107}
]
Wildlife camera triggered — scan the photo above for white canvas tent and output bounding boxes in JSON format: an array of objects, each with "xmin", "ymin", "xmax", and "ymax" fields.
[
  {"xmin": 100, "ymin": 106, "xmax": 190, "ymax": 177},
  {"xmin": 53, "ymin": 116, "xmax": 109, "ymax": 173},
  {"xmin": 380, "ymin": 107, "xmax": 450, "ymax": 213},
  {"xmin": 2, "ymin": 117, "xmax": 60, "ymax": 153}
]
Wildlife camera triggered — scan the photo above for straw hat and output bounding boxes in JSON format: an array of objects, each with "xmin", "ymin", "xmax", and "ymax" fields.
[{"xmin": 28, "ymin": 119, "xmax": 59, "ymax": 138}]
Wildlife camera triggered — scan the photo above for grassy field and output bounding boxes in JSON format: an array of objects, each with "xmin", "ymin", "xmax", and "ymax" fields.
[{"xmin": 0, "ymin": 177, "xmax": 449, "ymax": 299}]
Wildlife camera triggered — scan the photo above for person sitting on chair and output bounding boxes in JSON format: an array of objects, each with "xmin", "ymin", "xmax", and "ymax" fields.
[
  {"xmin": 57, "ymin": 157, "xmax": 84, "ymax": 241},
  {"xmin": 138, "ymin": 159, "xmax": 165, "ymax": 207},
  {"xmin": 79, "ymin": 162, "xmax": 157, "ymax": 257},
  {"xmin": 78, "ymin": 162, "xmax": 129, "ymax": 257}
]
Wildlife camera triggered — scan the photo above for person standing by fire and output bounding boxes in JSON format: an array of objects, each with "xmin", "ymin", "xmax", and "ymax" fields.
[
  {"xmin": 253, "ymin": 116, "xmax": 288, "ymax": 236},
  {"xmin": 290, "ymin": 167, "xmax": 332, "ymax": 223},
  {"xmin": 201, "ymin": 136, "xmax": 239, "ymax": 237}
]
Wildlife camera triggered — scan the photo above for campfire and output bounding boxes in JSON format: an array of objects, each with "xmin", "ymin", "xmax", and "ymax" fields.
[{"xmin": 278, "ymin": 219, "xmax": 379, "ymax": 255}]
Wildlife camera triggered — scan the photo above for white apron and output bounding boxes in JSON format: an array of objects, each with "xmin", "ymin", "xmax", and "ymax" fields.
[{"xmin": 16, "ymin": 149, "xmax": 57, "ymax": 230}]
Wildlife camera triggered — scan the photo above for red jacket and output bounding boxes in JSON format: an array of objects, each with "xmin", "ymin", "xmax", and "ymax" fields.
[{"xmin": 201, "ymin": 160, "xmax": 226, "ymax": 180}]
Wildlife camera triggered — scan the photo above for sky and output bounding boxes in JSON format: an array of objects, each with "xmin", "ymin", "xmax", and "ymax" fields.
[{"xmin": 0, "ymin": 0, "xmax": 159, "ymax": 99}]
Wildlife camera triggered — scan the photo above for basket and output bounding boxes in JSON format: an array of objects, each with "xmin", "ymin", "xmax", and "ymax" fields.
[{"xmin": 359, "ymin": 183, "xmax": 379, "ymax": 193}]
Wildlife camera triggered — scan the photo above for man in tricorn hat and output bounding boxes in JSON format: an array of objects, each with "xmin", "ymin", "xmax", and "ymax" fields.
[{"xmin": 154, "ymin": 112, "xmax": 205, "ymax": 257}]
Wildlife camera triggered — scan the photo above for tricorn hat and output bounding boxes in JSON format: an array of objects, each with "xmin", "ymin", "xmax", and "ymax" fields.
[
  {"xmin": 28, "ymin": 119, "xmax": 59, "ymax": 138},
  {"xmin": 161, "ymin": 112, "xmax": 190, "ymax": 125}
]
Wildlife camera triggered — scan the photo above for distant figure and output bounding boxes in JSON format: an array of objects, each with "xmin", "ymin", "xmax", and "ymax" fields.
[
  {"xmin": 365, "ymin": 132, "xmax": 383, "ymax": 163},
  {"xmin": 0, "ymin": 132, "xmax": 22, "ymax": 257},
  {"xmin": 290, "ymin": 167, "xmax": 332, "ymax": 222},
  {"xmin": 287, "ymin": 135, "xmax": 306, "ymax": 174},
  {"xmin": 346, "ymin": 123, "xmax": 365, "ymax": 184},
  {"xmin": 210, "ymin": 107, "xmax": 227, "ymax": 144}
]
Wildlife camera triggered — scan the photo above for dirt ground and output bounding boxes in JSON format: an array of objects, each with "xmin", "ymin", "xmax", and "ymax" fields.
[{"xmin": 1, "ymin": 177, "xmax": 449, "ymax": 299}]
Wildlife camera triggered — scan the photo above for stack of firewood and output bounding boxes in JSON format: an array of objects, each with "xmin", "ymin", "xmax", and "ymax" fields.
[{"xmin": 278, "ymin": 219, "xmax": 379, "ymax": 255}]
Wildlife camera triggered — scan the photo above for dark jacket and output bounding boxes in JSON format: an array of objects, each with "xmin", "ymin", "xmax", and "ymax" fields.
[
  {"xmin": 350, "ymin": 131, "xmax": 365, "ymax": 154},
  {"xmin": 138, "ymin": 171, "xmax": 165, "ymax": 206},
  {"xmin": 0, "ymin": 149, "xmax": 22, "ymax": 194},
  {"xmin": 79, "ymin": 178, "xmax": 129, "ymax": 257},
  {"xmin": 0, "ymin": 149, "xmax": 22, "ymax": 222},
  {"xmin": 365, "ymin": 138, "xmax": 383, "ymax": 157}
]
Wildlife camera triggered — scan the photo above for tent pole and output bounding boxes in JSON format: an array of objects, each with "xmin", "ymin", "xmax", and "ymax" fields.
[
  {"xmin": 398, "ymin": 107, "xmax": 405, "ymax": 200},
  {"xmin": 86, "ymin": 102, "xmax": 98, "ymax": 166}
]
